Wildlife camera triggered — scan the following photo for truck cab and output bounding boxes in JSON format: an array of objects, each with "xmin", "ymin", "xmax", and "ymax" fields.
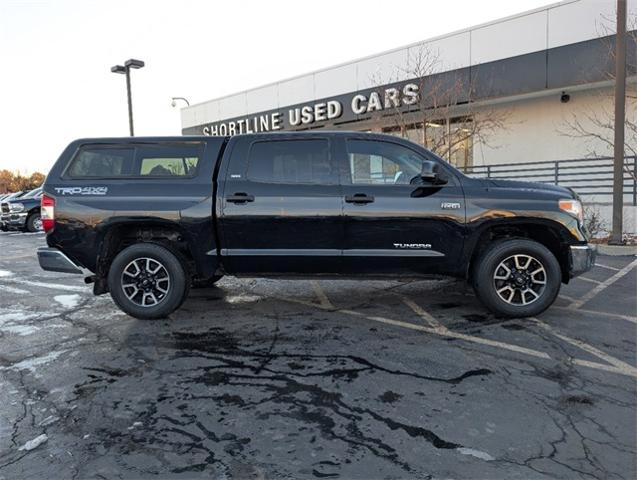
[{"xmin": 38, "ymin": 133, "xmax": 595, "ymax": 319}]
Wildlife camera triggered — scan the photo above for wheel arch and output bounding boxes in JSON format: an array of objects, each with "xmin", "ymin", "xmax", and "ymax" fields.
[
  {"xmin": 466, "ymin": 219, "xmax": 574, "ymax": 284},
  {"xmin": 94, "ymin": 219, "xmax": 202, "ymax": 283}
]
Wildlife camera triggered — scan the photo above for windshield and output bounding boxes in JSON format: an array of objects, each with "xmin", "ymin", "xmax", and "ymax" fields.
[{"xmin": 22, "ymin": 188, "xmax": 42, "ymax": 199}]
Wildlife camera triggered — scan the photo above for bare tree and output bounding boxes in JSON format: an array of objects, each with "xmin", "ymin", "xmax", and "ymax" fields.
[
  {"xmin": 370, "ymin": 44, "xmax": 509, "ymax": 169},
  {"xmin": 560, "ymin": 15, "xmax": 637, "ymax": 181}
]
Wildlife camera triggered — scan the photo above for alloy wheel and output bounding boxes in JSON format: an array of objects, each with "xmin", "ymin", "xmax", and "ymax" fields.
[
  {"xmin": 493, "ymin": 254, "xmax": 547, "ymax": 306},
  {"xmin": 121, "ymin": 257, "xmax": 171, "ymax": 307}
]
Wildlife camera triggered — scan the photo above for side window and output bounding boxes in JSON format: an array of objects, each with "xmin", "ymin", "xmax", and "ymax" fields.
[
  {"xmin": 346, "ymin": 139, "xmax": 423, "ymax": 185},
  {"xmin": 137, "ymin": 146, "xmax": 200, "ymax": 177},
  {"xmin": 66, "ymin": 148, "xmax": 134, "ymax": 178},
  {"xmin": 247, "ymin": 139, "xmax": 333, "ymax": 184}
]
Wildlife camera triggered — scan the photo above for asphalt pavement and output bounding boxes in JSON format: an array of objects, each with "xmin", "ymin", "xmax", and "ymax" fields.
[{"xmin": 0, "ymin": 231, "xmax": 635, "ymax": 479}]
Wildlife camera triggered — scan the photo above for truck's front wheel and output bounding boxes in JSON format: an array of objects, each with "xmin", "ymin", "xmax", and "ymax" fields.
[
  {"xmin": 108, "ymin": 243, "xmax": 188, "ymax": 320},
  {"xmin": 472, "ymin": 239, "xmax": 561, "ymax": 318}
]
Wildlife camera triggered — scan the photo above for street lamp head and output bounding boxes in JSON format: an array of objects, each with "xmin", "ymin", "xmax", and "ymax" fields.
[
  {"xmin": 111, "ymin": 65, "xmax": 126, "ymax": 74},
  {"xmin": 125, "ymin": 59, "xmax": 145, "ymax": 69},
  {"xmin": 171, "ymin": 96, "xmax": 190, "ymax": 107}
]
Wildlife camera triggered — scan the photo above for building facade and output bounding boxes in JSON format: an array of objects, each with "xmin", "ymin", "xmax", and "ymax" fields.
[{"xmin": 181, "ymin": 0, "xmax": 637, "ymax": 231}]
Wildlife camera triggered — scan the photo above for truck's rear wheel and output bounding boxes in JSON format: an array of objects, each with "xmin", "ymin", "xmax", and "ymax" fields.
[
  {"xmin": 108, "ymin": 243, "xmax": 188, "ymax": 320},
  {"xmin": 472, "ymin": 239, "xmax": 561, "ymax": 318}
]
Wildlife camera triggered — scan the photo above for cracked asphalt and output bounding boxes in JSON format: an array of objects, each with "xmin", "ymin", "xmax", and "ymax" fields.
[{"xmin": 0, "ymin": 231, "xmax": 636, "ymax": 479}]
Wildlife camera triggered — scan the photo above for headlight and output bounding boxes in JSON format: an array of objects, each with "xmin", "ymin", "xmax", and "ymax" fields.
[
  {"xmin": 9, "ymin": 203, "xmax": 24, "ymax": 213},
  {"xmin": 559, "ymin": 199, "xmax": 583, "ymax": 223}
]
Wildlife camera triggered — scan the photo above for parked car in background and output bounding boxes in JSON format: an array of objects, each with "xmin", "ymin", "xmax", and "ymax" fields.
[{"xmin": 0, "ymin": 187, "xmax": 43, "ymax": 232}]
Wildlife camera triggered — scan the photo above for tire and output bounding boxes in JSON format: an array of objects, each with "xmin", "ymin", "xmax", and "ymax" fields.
[
  {"xmin": 107, "ymin": 243, "xmax": 189, "ymax": 320},
  {"xmin": 192, "ymin": 275, "xmax": 224, "ymax": 289},
  {"xmin": 472, "ymin": 239, "xmax": 561, "ymax": 318},
  {"xmin": 26, "ymin": 212, "xmax": 43, "ymax": 232}
]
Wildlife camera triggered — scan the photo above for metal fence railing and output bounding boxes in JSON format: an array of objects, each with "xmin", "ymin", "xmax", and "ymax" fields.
[{"xmin": 463, "ymin": 156, "xmax": 637, "ymax": 206}]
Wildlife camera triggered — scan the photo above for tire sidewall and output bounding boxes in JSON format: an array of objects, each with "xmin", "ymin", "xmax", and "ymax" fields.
[
  {"xmin": 108, "ymin": 243, "xmax": 187, "ymax": 320},
  {"xmin": 473, "ymin": 239, "xmax": 561, "ymax": 318},
  {"xmin": 26, "ymin": 212, "xmax": 42, "ymax": 232}
]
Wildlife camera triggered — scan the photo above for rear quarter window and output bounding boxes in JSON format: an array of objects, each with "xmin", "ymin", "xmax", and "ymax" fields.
[
  {"xmin": 64, "ymin": 144, "xmax": 202, "ymax": 179},
  {"xmin": 65, "ymin": 148, "xmax": 134, "ymax": 177}
]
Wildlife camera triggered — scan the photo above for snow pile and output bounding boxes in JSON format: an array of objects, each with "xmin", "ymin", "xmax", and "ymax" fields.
[
  {"xmin": 18, "ymin": 434, "xmax": 48, "ymax": 451},
  {"xmin": 53, "ymin": 294, "xmax": 81, "ymax": 308}
]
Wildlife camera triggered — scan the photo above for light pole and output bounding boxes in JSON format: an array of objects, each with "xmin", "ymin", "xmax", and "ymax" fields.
[
  {"xmin": 610, "ymin": 0, "xmax": 627, "ymax": 245},
  {"xmin": 171, "ymin": 97, "xmax": 190, "ymax": 107},
  {"xmin": 111, "ymin": 59, "xmax": 145, "ymax": 136}
]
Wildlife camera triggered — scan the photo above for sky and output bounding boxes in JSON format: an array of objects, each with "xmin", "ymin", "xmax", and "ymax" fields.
[{"xmin": 0, "ymin": 0, "xmax": 556, "ymax": 174}]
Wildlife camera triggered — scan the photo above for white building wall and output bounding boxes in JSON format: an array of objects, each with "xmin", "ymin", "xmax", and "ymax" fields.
[{"xmin": 473, "ymin": 87, "xmax": 616, "ymax": 166}]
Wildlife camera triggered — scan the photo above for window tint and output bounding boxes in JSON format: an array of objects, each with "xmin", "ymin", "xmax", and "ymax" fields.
[
  {"xmin": 66, "ymin": 144, "xmax": 201, "ymax": 178},
  {"xmin": 137, "ymin": 145, "xmax": 200, "ymax": 177},
  {"xmin": 139, "ymin": 157, "xmax": 199, "ymax": 176},
  {"xmin": 346, "ymin": 139, "xmax": 423, "ymax": 185},
  {"xmin": 66, "ymin": 148, "xmax": 133, "ymax": 177},
  {"xmin": 247, "ymin": 139, "xmax": 332, "ymax": 184}
]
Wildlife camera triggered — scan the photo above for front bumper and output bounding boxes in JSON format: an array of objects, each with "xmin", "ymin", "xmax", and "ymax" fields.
[
  {"xmin": 37, "ymin": 247, "xmax": 83, "ymax": 274},
  {"xmin": 0, "ymin": 212, "xmax": 27, "ymax": 228},
  {"xmin": 569, "ymin": 244, "xmax": 596, "ymax": 277}
]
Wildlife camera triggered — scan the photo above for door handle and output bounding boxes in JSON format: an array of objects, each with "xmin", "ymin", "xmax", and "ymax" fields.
[
  {"xmin": 226, "ymin": 192, "xmax": 255, "ymax": 203},
  {"xmin": 345, "ymin": 193, "xmax": 375, "ymax": 204}
]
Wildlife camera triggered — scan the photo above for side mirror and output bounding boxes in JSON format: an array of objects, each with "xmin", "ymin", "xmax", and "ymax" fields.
[{"xmin": 420, "ymin": 160, "xmax": 446, "ymax": 184}]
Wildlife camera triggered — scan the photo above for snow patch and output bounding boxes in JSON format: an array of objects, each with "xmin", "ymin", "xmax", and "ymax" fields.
[
  {"xmin": 18, "ymin": 434, "xmax": 48, "ymax": 451},
  {"xmin": 12, "ymin": 279, "xmax": 86, "ymax": 293},
  {"xmin": 0, "ymin": 311, "xmax": 41, "ymax": 326},
  {"xmin": 457, "ymin": 447, "xmax": 495, "ymax": 461},
  {"xmin": 54, "ymin": 294, "xmax": 81, "ymax": 308},
  {"xmin": 6, "ymin": 350, "xmax": 66, "ymax": 372},
  {"xmin": 0, "ymin": 284, "xmax": 29, "ymax": 294},
  {"xmin": 2, "ymin": 325, "xmax": 39, "ymax": 336},
  {"xmin": 226, "ymin": 294, "xmax": 262, "ymax": 304}
]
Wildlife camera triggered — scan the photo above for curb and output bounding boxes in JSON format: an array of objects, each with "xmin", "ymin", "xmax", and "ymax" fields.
[{"xmin": 595, "ymin": 244, "xmax": 637, "ymax": 256}]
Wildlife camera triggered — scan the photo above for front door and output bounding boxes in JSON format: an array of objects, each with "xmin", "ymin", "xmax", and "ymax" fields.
[
  {"xmin": 338, "ymin": 137, "xmax": 465, "ymax": 276},
  {"xmin": 218, "ymin": 135, "xmax": 343, "ymax": 274}
]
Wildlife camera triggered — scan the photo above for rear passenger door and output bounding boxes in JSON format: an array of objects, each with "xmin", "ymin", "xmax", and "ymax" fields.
[{"xmin": 218, "ymin": 135, "xmax": 343, "ymax": 274}]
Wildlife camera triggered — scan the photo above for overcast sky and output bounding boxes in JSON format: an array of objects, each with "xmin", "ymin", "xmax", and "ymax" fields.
[{"xmin": 0, "ymin": 0, "xmax": 555, "ymax": 174}]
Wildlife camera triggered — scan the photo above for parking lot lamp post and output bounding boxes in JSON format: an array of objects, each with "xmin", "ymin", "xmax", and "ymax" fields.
[
  {"xmin": 110, "ymin": 59, "xmax": 145, "ymax": 136},
  {"xmin": 610, "ymin": 0, "xmax": 626, "ymax": 245},
  {"xmin": 171, "ymin": 97, "xmax": 190, "ymax": 107}
]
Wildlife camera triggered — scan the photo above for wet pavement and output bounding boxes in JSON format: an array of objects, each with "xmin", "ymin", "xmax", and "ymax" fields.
[{"xmin": 0, "ymin": 231, "xmax": 635, "ymax": 479}]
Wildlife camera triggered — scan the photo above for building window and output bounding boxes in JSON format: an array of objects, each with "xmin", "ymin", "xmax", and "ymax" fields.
[{"xmin": 382, "ymin": 116, "xmax": 473, "ymax": 170}]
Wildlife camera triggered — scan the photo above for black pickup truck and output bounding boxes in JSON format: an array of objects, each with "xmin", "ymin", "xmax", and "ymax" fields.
[{"xmin": 37, "ymin": 133, "xmax": 595, "ymax": 319}]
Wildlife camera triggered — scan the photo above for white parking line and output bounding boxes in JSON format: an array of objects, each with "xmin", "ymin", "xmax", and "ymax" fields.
[
  {"xmin": 276, "ymin": 291, "xmax": 637, "ymax": 379},
  {"xmin": 531, "ymin": 318, "xmax": 637, "ymax": 378},
  {"xmin": 576, "ymin": 276, "xmax": 602, "ymax": 285},
  {"xmin": 595, "ymin": 263, "xmax": 621, "ymax": 272},
  {"xmin": 311, "ymin": 281, "xmax": 334, "ymax": 310},
  {"xmin": 570, "ymin": 258, "xmax": 637, "ymax": 309},
  {"xmin": 552, "ymin": 306, "xmax": 637, "ymax": 326},
  {"xmin": 398, "ymin": 295, "xmax": 446, "ymax": 331}
]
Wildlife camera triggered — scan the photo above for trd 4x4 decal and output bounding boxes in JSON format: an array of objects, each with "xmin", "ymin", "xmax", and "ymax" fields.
[{"xmin": 54, "ymin": 187, "xmax": 108, "ymax": 196}]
